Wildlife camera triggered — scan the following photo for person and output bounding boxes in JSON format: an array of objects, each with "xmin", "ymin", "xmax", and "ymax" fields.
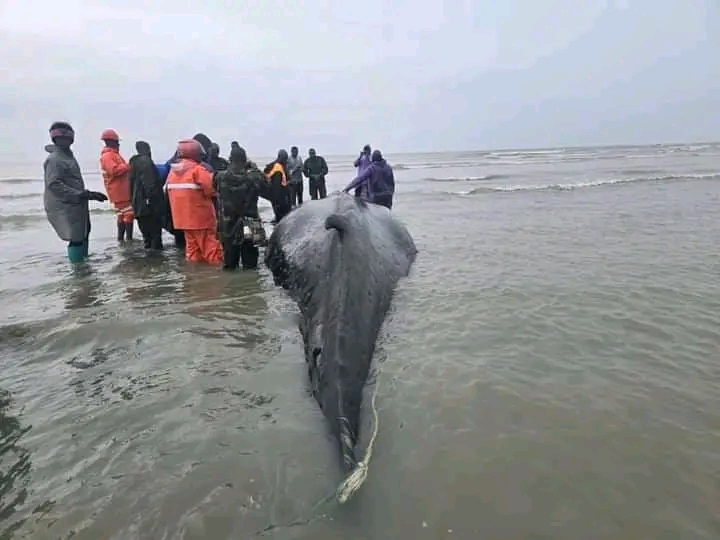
[
  {"xmin": 208, "ymin": 142, "xmax": 229, "ymax": 172},
  {"xmin": 99, "ymin": 129, "xmax": 134, "ymax": 242},
  {"xmin": 353, "ymin": 144, "xmax": 372, "ymax": 197},
  {"xmin": 214, "ymin": 146, "xmax": 273, "ymax": 270},
  {"xmin": 165, "ymin": 139, "xmax": 223, "ymax": 264},
  {"xmin": 192, "ymin": 133, "xmax": 214, "ymax": 164},
  {"xmin": 286, "ymin": 146, "xmax": 304, "ymax": 207},
  {"xmin": 43, "ymin": 122, "xmax": 108, "ymax": 263},
  {"xmin": 343, "ymin": 149, "xmax": 395, "ymax": 209},
  {"xmin": 129, "ymin": 141, "xmax": 165, "ymax": 250},
  {"xmin": 264, "ymin": 149, "xmax": 291, "ymax": 223},
  {"xmin": 303, "ymin": 148, "xmax": 329, "ymax": 200},
  {"xmin": 230, "ymin": 141, "xmax": 240, "ymax": 154},
  {"xmin": 162, "ymin": 133, "xmax": 215, "ymax": 249}
]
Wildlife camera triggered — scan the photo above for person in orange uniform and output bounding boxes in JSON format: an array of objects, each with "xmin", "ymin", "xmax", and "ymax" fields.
[
  {"xmin": 99, "ymin": 129, "xmax": 134, "ymax": 242},
  {"xmin": 165, "ymin": 139, "xmax": 223, "ymax": 264}
]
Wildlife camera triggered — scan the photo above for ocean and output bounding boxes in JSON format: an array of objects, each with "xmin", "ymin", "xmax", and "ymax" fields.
[{"xmin": 0, "ymin": 143, "xmax": 719, "ymax": 539}]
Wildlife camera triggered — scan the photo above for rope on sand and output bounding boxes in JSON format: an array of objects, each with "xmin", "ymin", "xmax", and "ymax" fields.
[{"xmin": 335, "ymin": 371, "xmax": 381, "ymax": 504}]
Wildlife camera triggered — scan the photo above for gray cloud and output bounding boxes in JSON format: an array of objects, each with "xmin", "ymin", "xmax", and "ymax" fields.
[{"xmin": 0, "ymin": 0, "xmax": 717, "ymax": 162}]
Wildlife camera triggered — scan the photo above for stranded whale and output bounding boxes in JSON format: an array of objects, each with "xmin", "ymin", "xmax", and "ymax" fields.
[{"xmin": 265, "ymin": 193, "xmax": 416, "ymax": 498}]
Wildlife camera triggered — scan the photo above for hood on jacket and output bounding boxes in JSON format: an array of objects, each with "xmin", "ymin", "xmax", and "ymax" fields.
[{"xmin": 135, "ymin": 140, "xmax": 152, "ymax": 158}]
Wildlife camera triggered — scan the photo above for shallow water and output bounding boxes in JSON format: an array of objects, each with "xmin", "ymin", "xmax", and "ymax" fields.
[{"xmin": 1, "ymin": 144, "xmax": 719, "ymax": 539}]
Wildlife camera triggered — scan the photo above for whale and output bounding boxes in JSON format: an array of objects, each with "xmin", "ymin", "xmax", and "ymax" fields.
[{"xmin": 265, "ymin": 194, "xmax": 417, "ymax": 486}]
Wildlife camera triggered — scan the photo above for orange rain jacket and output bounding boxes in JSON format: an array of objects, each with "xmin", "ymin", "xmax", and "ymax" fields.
[
  {"xmin": 100, "ymin": 147, "xmax": 133, "ymax": 221},
  {"xmin": 165, "ymin": 158, "xmax": 217, "ymax": 231}
]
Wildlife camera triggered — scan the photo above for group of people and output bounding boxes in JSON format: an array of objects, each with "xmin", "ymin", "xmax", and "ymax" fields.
[{"xmin": 43, "ymin": 122, "xmax": 396, "ymax": 271}]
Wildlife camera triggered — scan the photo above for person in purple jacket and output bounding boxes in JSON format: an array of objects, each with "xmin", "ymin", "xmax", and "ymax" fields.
[
  {"xmin": 343, "ymin": 150, "xmax": 395, "ymax": 209},
  {"xmin": 352, "ymin": 144, "xmax": 372, "ymax": 197}
]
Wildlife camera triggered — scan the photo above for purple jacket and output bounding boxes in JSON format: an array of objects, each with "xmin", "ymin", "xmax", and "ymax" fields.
[
  {"xmin": 344, "ymin": 159, "xmax": 395, "ymax": 206},
  {"xmin": 354, "ymin": 153, "xmax": 372, "ymax": 176}
]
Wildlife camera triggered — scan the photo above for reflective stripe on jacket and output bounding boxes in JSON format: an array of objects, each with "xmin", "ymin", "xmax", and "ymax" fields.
[
  {"xmin": 265, "ymin": 162, "xmax": 287, "ymax": 187},
  {"xmin": 166, "ymin": 159, "xmax": 217, "ymax": 231}
]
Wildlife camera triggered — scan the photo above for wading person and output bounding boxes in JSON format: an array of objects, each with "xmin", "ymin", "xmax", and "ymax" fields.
[
  {"xmin": 303, "ymin": 148, "xmax": 329, "ymax": 200},
  {"xmin": 165, "ymin": 139, "xmax": 223, "ymax": 264},
  {"xmin": 129, "ymin": 141, "xmax": 165, "ymax": 250},
  {"xmin": 264, "ymin": 149, "xmax": 291, "ymax": 223},
  {"xmin": 287, "ymin": 146, "xmax": 304, "ymax": 207},
  {"xmin": 99, "ymin": 129, "xmax": 134, "ymax": 242},
  {"xmin": 43, "ymin": 122, "xmax": 107, "ymax": 262},
  {"xmin": 208, "ymin": 142, "xmax": 229, "ymax": 172},
  {"xmin": 343, "ymin": 149, "xmax": 395, "ymax": 209},
  {"xmin": 352, "ymin": 144, "xmax": 372, "ymax": 197},
  {"xmin": 214, "ymin": 146, "xmax": 273, "ymax": 270}
]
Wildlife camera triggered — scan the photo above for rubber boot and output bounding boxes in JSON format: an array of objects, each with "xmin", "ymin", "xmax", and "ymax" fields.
[
  {"xmin": 67, "ymin": 243, "xmax": 86, "ymax": 263},
  {"xmin": 117, "ymin": 222, "xmax": 126, "ymax": 243},
  {"xmin": 125, "ymin": 221, "xmax": 134, "ymax": 242}
]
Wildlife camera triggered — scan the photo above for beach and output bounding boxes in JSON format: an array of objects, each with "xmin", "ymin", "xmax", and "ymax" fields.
[{"xmin": 1, "ymin": 143, "xmax": 719, "ymax": 539}]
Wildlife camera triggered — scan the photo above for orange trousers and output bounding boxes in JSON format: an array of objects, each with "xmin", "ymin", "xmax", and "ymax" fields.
[
  {"xmin": 184, "ymin": 229, "xmax": 223, "ymax": 264},
  {"xmin": 114, "ymin": 201, "xmax": 135, "ymax": 224}
]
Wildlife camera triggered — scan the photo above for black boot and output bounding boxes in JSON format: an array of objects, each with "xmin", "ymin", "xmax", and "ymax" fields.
[
  {"xmin": 125, "ymin": 221, "xmax": 134, "ymax": 242},
  {"xmin": 151, "ymin": 235, "xmax": 163, "ymax": 250},
  {"xmin": 117, "ymin": 222, "xmax": 126, "ymax": 243}
]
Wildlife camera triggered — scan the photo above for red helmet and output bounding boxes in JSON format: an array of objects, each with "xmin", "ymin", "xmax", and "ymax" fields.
[
  {"xmin": 177, "ymin": 139, "xmax": 202, "ymax": 160},
  {"xmin": 100, "ymin": 129, "xmax": 120, "ymax": 141}
]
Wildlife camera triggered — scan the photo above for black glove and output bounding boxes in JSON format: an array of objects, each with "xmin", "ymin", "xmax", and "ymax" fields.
[{"xmin": 83, "ymin": 190, "xmax": 108, "ymax": 202}]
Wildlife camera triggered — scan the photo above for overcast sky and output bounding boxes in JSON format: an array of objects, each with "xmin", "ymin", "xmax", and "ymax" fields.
[{"xmin": 0, "ymin": 0, "xmax": 717, "ymax": 161}]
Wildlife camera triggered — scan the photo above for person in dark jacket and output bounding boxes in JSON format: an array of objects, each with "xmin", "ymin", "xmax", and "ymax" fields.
[
  {"xmin": 214, "ymin": 147, "xmax": 273, "ymax": 270},
  {"xmin": 264, "ymin": 149, "xmax": 291, "ymax": 223},
  {"xmin": 43, "ymin": 121, "xmax": 108, "ymax": 262},
  {"xmin": 192, "ymin": 133, "xmax": 213, "ymax": 161},
  {"xmin": 303, "ymin": 148, "xmax": 329, "ymax": 200},
  {"xmin": 208, "ymin": 142, "xmax": 228, "ymax": 172},
  {"xmin": 343, "ymin": 149, "xmax": 395, "ymax": 209},
  {"xmin": 129, "ymin": 141, "xmax": 165, "ymax": 250}
]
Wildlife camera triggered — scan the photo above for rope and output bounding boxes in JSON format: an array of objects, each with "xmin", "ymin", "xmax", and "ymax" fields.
[{"xmin": 335, "ymin": 370, "xmax": 381, "ymax": 504}]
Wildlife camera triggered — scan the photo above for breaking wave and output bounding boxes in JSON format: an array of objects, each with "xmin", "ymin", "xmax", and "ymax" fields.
[
  {"xmin": 452, "ymin": 172, "xmax": 720, "ymax": 196},
  {"xmin": 0, "ymin": 193, "xmax": 41, "ymax": 201},
  {"xmin": 0, "ymin": 213, "xmax": 47, "ymax": 231},
  {"xmin": 425, "ymin": 174, "xmax": 512, "ymax": 183},
  {"xmin": 0, "ymin": 207, "xmax": 115, "ymax": 231},
  {"xmin": 0, "ymin": 178, "xmax": 37, "ymax": 185}
]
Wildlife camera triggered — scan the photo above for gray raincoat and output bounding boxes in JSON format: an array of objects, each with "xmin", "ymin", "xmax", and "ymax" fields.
[{"xmin": 43, "ymin": 146, "xmax": 90, "ymax": 243}]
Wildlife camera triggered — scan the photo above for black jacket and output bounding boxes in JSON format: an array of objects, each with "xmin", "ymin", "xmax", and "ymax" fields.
[
  {"xmin": 129, "ymin": 154, "xmax": 165, "ymax": 218},
  {"xmin": 303, "ymin": 156, "xmax": 328, "ymax": 179},
  {"xmin": 214, "ymin": 162, "xmax": 271, "ymax": 222}
]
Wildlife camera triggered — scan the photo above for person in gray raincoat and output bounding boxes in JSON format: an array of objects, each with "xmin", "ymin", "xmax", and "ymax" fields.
[{"xmin": 43, "ymin": 122, "xmax": 108, "ymax": 262}]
